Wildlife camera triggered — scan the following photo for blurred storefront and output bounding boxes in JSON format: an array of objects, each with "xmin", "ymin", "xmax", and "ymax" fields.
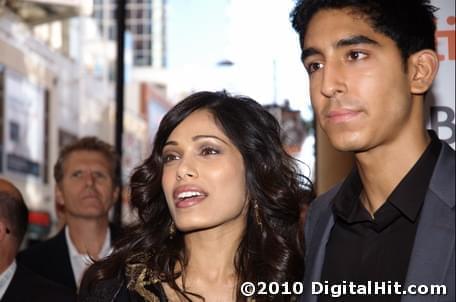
[
  {"xmin": 120, "ymin": 80, "xmax": 172, "ymax": 224},
  {"xmin": 265, "ymin": 101, "xmax": 312, "ymax": 157},
  {"xmin": 0, "ymin": 0, "xmax": 118, "ymax": 238}
]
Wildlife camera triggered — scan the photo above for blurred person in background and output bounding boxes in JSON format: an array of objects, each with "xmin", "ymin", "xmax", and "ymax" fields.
[
  {"xmin": 0, "ymin": 178, "xmax": 75, "ymax": 301},
  {"xmin": 79, "ymin": 91, "xmax": 314, "ymax": 301},
  {"xmin": 291, "ymin": 0, "xmax": 455, "ymax": 301},
  {"xmin": 18, "ymin": 137, "xmax": 122, "ymax": 294}
]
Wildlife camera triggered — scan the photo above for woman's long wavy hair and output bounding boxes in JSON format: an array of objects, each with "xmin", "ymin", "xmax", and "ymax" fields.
[{"xmin": 82, "ymin": 91, "xmax": 314, "ymax": 301}]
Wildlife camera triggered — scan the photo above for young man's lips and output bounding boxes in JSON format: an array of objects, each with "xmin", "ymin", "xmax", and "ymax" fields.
[{"xmin": 325, "ymin": 109, "xmax": 361, "ymax": 123}]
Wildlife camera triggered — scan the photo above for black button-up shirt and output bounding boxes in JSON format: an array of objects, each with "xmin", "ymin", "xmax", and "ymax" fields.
[{"xmin": 318, "ymin": 132, "xmax": 442, "ymax": 302}]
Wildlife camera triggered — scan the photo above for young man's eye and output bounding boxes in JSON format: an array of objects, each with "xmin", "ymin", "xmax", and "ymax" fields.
[
  {"xmin": 306, "ymin": 62, "xmax": 323, "ymax": 74},
  {"xmin": 347, "ymin": 51, "xmax": 367, "ymax": 61},
  {"xmin": 201, "ymin": 147, "xmax": 219, "ymax": 156}
]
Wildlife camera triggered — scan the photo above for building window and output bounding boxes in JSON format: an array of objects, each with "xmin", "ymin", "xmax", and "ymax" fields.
[
  {"xmin": 109, "ymin": 25, "xmax": 117, "ymax": 40},
  {"xmin": 94, "ymin": 9, "xmax": 103, "ymax": 19},
  {"xmin": 9, "ymin": 122, "xmax": 19, "ymax": 143}
]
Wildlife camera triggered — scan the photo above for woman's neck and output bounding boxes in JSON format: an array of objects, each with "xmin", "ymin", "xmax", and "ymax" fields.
[
  {"xmin": 184, "ymin": 225, "xmax": 243, "ymax": 281},
  {"xmin": 166, "ymin": 220, "xmax": 246, "ymax": 301}
]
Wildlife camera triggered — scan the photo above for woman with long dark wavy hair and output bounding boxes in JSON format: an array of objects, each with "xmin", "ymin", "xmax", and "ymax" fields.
[{"xmin": 79, "ymin": 91, "xmax": 313, "ymax": 302}]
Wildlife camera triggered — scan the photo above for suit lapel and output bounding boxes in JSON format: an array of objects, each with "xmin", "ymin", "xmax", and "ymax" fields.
[
  {"xmin": 402, "ymin": 144, "xmax": 455, "ymax": 302},
  {"xmin": 2, "ymin": 265, "xmax": 22, "ymax": 302},
  {"xmin": 402, "ymin": 193, "xmax": 455, "ymax": 302},
  {"xmin": 302, "ymin": 208, "xmax": 335, "ymax": 302},
  {"xmin": 54, "ymin": 228, "xmax": 78, "ymax": 291}
]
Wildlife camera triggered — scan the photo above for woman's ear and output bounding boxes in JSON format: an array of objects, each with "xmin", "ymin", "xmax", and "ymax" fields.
[{"xmin": 408, "ymin": 49, "xmax": 439, "ymax": 94}]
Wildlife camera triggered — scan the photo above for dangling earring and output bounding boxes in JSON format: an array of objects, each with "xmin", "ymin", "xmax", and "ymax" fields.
[
  {"xmin": 253, "ymin": 200, "xmax": 263, "ymax": 230},
  {"xmin": 169, "ymin": 221, "xmax": 176, "ymax": 239}
]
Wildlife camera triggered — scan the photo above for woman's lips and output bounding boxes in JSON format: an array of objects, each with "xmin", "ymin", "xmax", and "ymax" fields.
[
  {"xmin": 173, "ymin": 185, "xmax": 208, "ymax": 208},
  {"xmin": 175, "ymin": 195, "xmax": 207, "ymax": 208}
]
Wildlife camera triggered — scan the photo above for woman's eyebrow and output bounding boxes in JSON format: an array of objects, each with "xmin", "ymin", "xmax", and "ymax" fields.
[{"xmin": 192, "ymin": 135, "xmax": 229, "ymax": 145}]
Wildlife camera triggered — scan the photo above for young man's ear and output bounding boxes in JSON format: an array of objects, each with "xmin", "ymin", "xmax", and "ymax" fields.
[{"xmin": 408, "ymin": 49, "xmax": 439, "ymax": 94}]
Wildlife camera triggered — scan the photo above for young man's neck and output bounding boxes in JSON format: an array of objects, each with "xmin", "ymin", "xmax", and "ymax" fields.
[
  {"xmin": 65, "ymin": 216, "xmax": 110, "ymax": 258},
  {"xmin": 355, "ymin": 127, "xmax": 431, "ymax": 215}
]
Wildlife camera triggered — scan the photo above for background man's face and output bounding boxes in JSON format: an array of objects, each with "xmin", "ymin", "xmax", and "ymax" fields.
[
  {"xmin": 302, "ymin": 9, "xmax": 415, "ymax": 153},
  {"xmin": 56, "ymin": 150, "xmax": 118, "ymax": 220}
]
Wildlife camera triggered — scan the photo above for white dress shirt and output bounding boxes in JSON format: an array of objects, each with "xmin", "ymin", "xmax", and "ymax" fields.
[
  {"xmin": 0, "ymin": 260, "xmax": 16, "ymax": 299},
  {"xmin": 65, "ymin": 226, "xmax": 112, "ymax": 288}
]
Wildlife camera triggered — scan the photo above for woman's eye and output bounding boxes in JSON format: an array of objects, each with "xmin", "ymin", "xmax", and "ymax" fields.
[
  {"xmin": 201, "ymin": 147, "xmax": 219, "ymax": 156},
  {"xmin": 163, "ymin": 153, "xmax": 179, "ymax": 163}
]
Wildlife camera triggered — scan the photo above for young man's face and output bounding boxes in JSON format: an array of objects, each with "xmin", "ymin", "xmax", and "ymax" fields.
[{"xmin": 301, "ymin": 8, "xmax": 416, "ymax": 152}]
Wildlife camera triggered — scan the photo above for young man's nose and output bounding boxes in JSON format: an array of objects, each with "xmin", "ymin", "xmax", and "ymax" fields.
[{"xmin": 320, "ymin": 62, "xmax": 347, "ymax": 98}]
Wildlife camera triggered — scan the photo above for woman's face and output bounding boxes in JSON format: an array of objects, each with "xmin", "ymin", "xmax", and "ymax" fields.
[{"xmin": 161, "ymin": 109, "xmax": 248, "ymax": 232}]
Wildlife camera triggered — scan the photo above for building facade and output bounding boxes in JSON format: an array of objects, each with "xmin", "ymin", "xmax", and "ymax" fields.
[
  {"xmin": 93, "ymin": 0, "xmax": 166, "ymax": 68},
  {"xmin": 0, "ymin": 1, "xmax": 122, "ymax": 238}
]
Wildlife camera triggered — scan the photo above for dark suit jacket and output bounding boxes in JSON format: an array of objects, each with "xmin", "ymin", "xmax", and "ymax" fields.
[
  {"xmin": 17, "ymin": 225, "xmax": 122, "ymax": 294},
  {"xmin": 1, "ymin": 264, "xmax": 76, "ymax": 302},
  {"xmin": 300, "ymin": 142, "xmax": 455, "ymax": 302}
]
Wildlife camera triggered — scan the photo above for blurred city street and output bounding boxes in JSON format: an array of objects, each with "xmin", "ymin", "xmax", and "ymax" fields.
[
  {"xmin": 0, "ymin": 0, "xmax": 315, "ymax": 242},
  {"xmin": 1, "ymin": 0, "xmax": 453, "ymax": 244}
]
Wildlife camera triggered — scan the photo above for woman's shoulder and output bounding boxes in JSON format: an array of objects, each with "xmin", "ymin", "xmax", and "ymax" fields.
[
  {"xmin": 78, "ymin": 276, "xmax": 127, "ymax": 302},
  {"xmin": 78, "ymin": 253, "xmax": 167, "ymax": 302},
  {"xmin": 124, "ymin": 262, "xmax": 167, "ymax": 302}
]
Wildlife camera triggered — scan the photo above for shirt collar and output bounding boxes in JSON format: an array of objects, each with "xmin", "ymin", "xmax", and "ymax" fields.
[
  {"xmin": 333, "ymin": 130, "xmax": 442, "ymax": 223},
  {"xmin": 65, "ymin": 226, "xmax": 112, "ymax": 259},
  {"xmin": 0, "ymin": 260, "xmax": 17, "ymax": 299},
  {"xmin": 332, "ymin": 169, "xmax": 366, "ymax": 223},
  {"xmin": 386, "ymin": 131, "xmax": 441, "ymax": 221}
]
